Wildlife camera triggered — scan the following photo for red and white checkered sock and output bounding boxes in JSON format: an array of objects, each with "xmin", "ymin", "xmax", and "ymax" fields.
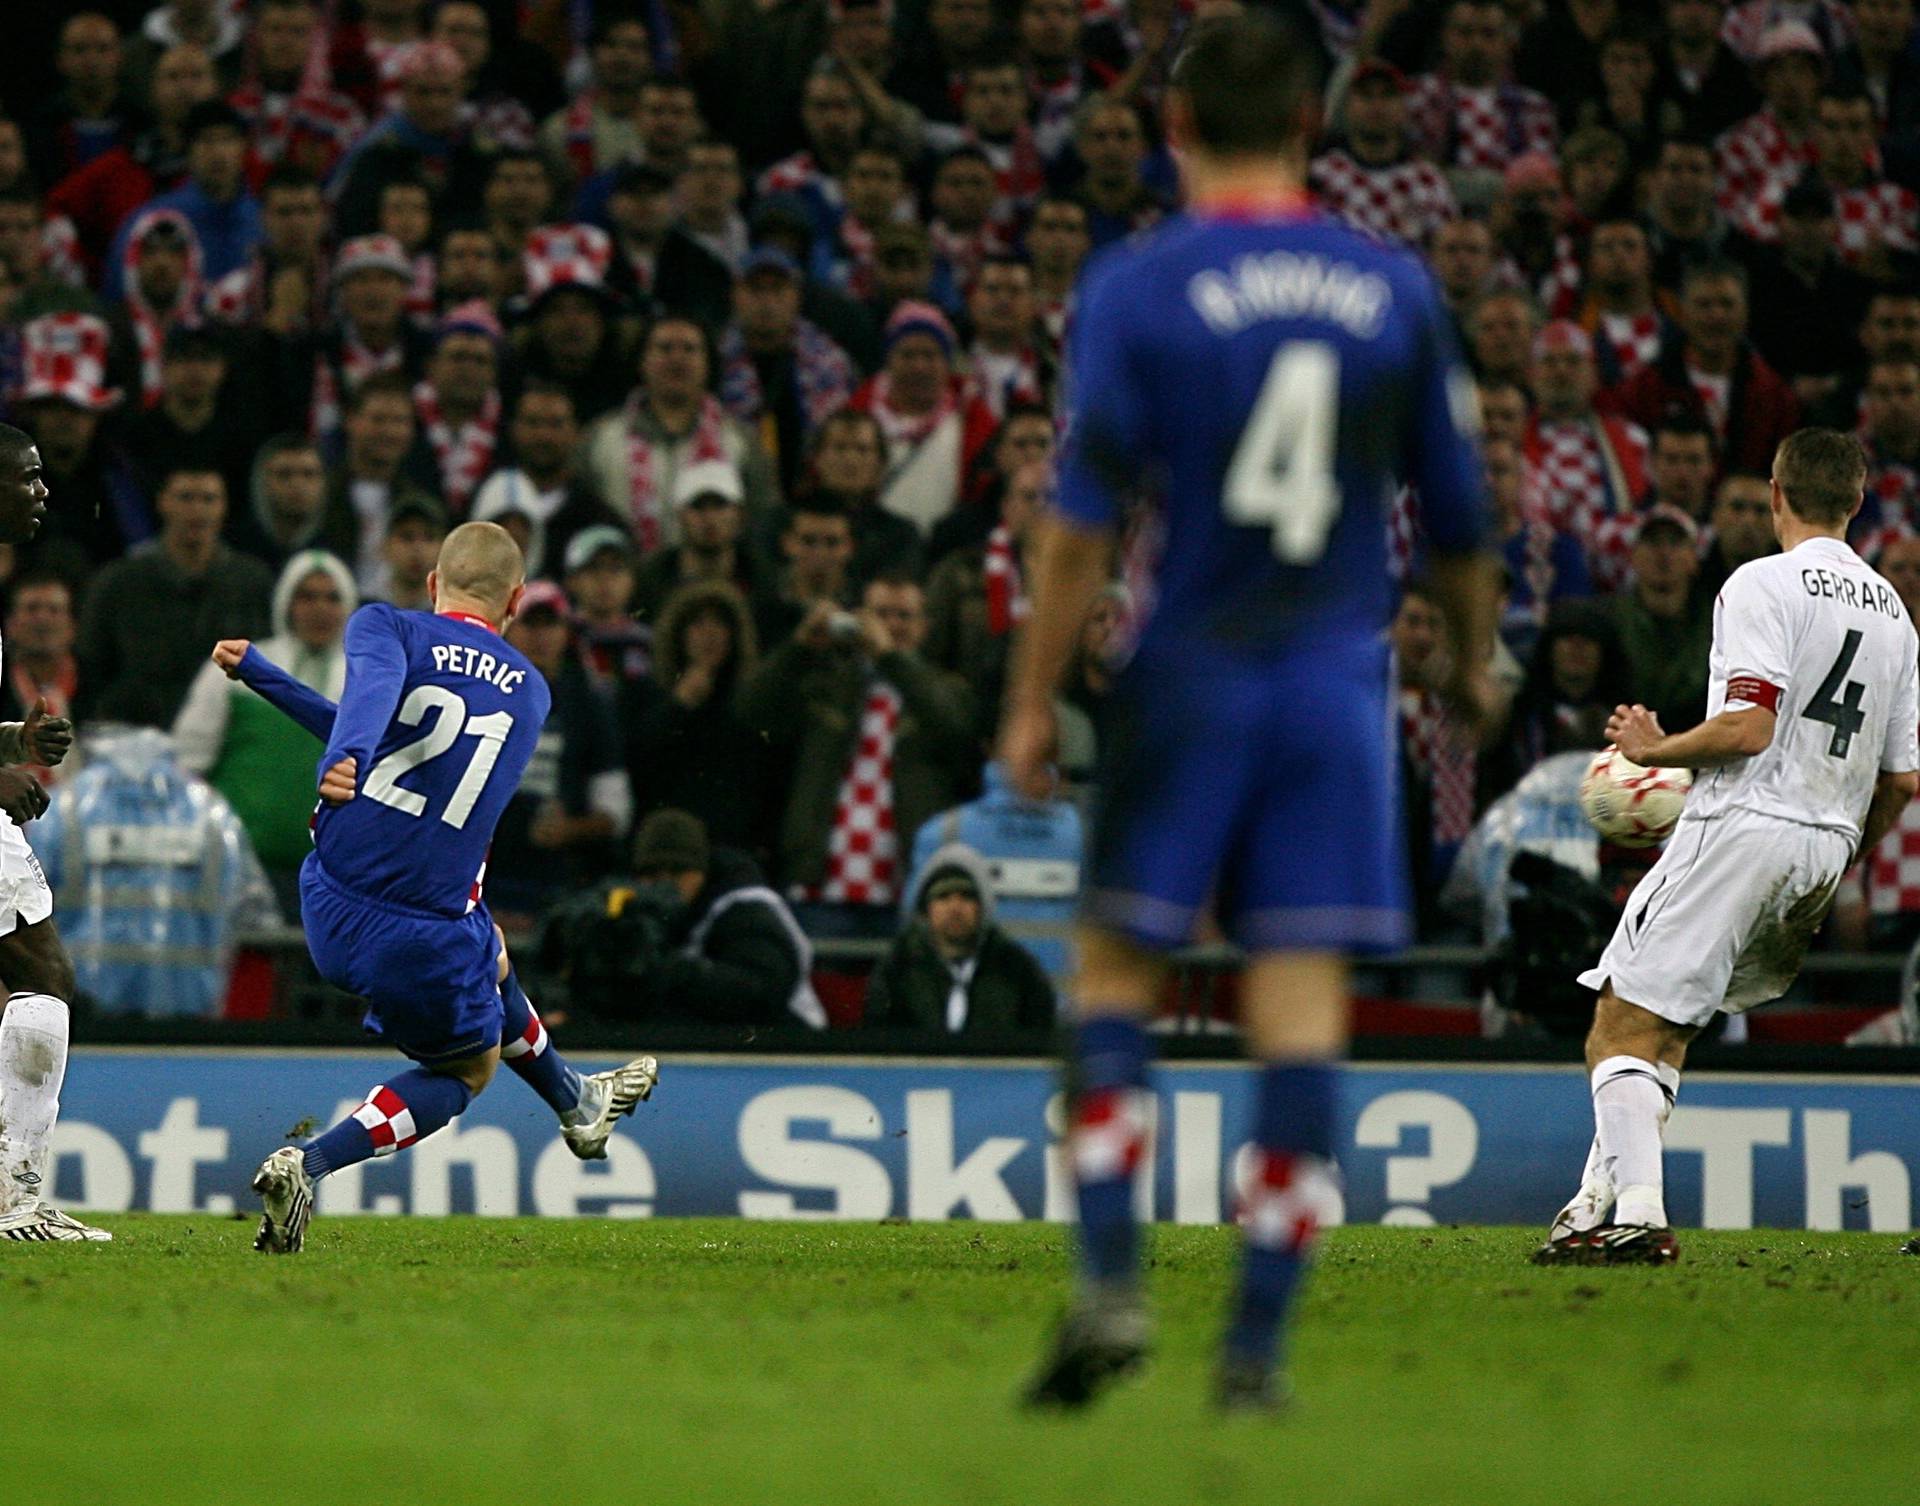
[{"xmin": 302, "ymin": 1069, "xmax": 475, "ymax": 1180}]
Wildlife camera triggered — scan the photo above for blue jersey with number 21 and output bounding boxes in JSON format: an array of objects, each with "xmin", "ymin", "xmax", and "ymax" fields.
[
  {"xmin": 313, "ymin": 603, "xmax": 551, "ymax": 916},
  {"xmin": 1057, "ymin": 205, "xmax": 1486, "ymax": 658}
]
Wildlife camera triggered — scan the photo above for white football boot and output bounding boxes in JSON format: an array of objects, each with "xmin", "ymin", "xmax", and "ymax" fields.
[
  {"xmin": 561, "ymin": 1057, "xmax": 659, "ymax": 1160},
  {"xmin": 1548, "ymin": 1178, "xmax": 1616, "ymax": 1242},
  {"xmin": 252, "ymin": 1147, "xmax": 315, "ymax": 1254},
  {"xmin": 0, "ymin": 1202, "xmax": 112, "ymax": 1242}
]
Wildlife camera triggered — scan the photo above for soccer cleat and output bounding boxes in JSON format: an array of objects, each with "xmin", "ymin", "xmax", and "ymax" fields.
[
  {"xmin": 1901, "ymin": 1236, "xmax": 1920, "ymax": 1256},
  {"xmin": 1582, "ymin": 1223, "xmax": 1680, "ymax": 1264},
  {"xmin": 1529, "ymin": 1230, "xmax": 1594, "ymax": 1265},
  {"xmin": 252, "ymin": 1147, "xmax": 315, "ymax": 1255},
  {"xmin": 1215, "ymin": 1356, "xmax": 1291, "ymax": 1416},
  {"xmin": 1533, "ymin": 1223, "xmax": 1679, "ymax": 1267},
  {"xmin": 1549, "ymin": 1181, "xmax": 1615, "ymax": 1243},
  {"xmin": 1023, "ymin": 1293, "xmax": 1150, "ymax": 1411},
  {"xmin": 561, "ymin": 1056, "xmax": 659, "ymax": 1161},
  {"xmin": 0, "ymin": 1202, "xmax": 113, "ymax": 1242}
]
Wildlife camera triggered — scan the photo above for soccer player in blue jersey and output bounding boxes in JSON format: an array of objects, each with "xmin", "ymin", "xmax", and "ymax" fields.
[
  {"xmin": 223, "ymin": 522, "xmax": 656, "ymax": 1253},
  {"xmin": 999, "ymin": 13, "xmax": 1501, "ymax": 1411}
]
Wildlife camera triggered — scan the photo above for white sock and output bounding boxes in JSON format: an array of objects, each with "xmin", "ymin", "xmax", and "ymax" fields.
[
  {"xmin": 1655, "ymin": 1061, "xmax": 1680, "ymax": 1134},
  {"xmin": 0, "ymin": 993, "xmax": 68, "ymax": 1214},
  {"xmin": 1591, "ymin": 1054, "xmax": 1667, "ymax": 1228}
]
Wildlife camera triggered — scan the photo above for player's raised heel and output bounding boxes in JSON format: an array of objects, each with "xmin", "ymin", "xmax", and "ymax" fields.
[
  {"xmin": 1023, "ymin": 1293, "xmax": 1150, "ymax": 1411},
  {"xmin": 0, "ymin": 1203, "xmax": 113, "ymax": 1242},
  {"xmin": 253, "ymin": 1147, "xmax": 315, "ymax": 1255},
  {"xmin": 561, "ymin": 1056, "xmax": 659, "ymax": 1161}
]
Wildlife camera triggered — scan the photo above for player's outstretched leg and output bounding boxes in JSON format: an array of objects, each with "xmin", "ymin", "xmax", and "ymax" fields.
[
  {"xmin": 254, "ymin": 1064, "xmax": 482, "ymax": 1253},
  {"xmin": 498, "ymin": 959, "xmax": 657, "ymax": 1160},
  {"xmin": 1218, "ymin": 1061, "xmax": 1340, "ymax": 1412},
  {"xmin": 0, "ymin": 991, "xmax": 110, "ymax": 1243},
  {"xmin": 1025, "ymin": 1010, "xmax": 1155, "ymax": 1411}
]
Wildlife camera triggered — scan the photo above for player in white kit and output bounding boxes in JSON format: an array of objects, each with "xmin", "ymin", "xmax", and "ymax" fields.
[
  {"xmin": 1536, "ymin": 430, "xmax": 1920, "ymax": 1265},
  {"xmin": 0, "ymin": 424, "xmax": 107, "ymax": 1242}
]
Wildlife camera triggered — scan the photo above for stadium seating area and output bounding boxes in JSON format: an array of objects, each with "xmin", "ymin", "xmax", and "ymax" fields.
[{"xmin": 5, "ymin": 0, "xmax": 1920, "ymax": 1035}]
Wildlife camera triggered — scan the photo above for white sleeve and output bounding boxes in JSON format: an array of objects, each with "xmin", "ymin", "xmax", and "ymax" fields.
[
  {"xmin": 1717, "ymin": 569, "xmax": 1793, "ymax": 713},
  {"xmin": 1881, "ymin": 636, "xmax": 1919, "ymax": 774},
  {"xmin": 171, "ymin": 661, "xmax": 233, "ymax": 776}
]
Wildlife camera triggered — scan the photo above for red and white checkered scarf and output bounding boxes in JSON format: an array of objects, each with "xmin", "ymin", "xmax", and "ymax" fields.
[
  {"xmin": 834, "ymin": 215, "xmax": 878, "ymax": 299},
  {"xmin": 230, "ymin": 81, "xmax": 364, "ymax": 178},
  {"xmin": 122, "ymin": 208, "xmax": 206, "ymax": 409},
  {"xmin": 310, "ymin": 330, "xmax": 404, "ymax": 440},
  {"xmin": 984, "ymin": 524, "xmax": 1027, "ymax": 636},
  {"xmin": 406, "ymin": 252, "xmax": 437, "ymax": 327},
  {"xmin": 967, "ymin": 345, "xmax": 1045, "ymax": 418},
  {"xmin": 1401, "ymin": 686, "xmax": 1477, "ymax": 845},
  {"xmin": 413, "ymin": 380, "xmax": 500, "ymax": 514},
  {"xmin": 972, "ymin": 126, "xmax": 1045, "ymax": 225},
  {"xmin": 1597, "ymin": 311, "xmax": 1663, "ymax": 381},
  {"xmin": 626, "ymin": 393, "xmax": 730, "ymax": 552},
  {"xmin": 809, "ymin": 681, "xmax": 903, "ymax": 906},
  {"xmin": 928, "ymin": 218, "xmax": 1011, "ymax": 297},
  {"xmin": 759, "ymin": 150, "xmax": 840, "ymax": 209},
  {"xmin": 867, "ymin": 372, "xmax": 962, "ymax": 454},
  {"xmin": 562, "ymin": 92, "xmax": 600, "ymax": 181}
]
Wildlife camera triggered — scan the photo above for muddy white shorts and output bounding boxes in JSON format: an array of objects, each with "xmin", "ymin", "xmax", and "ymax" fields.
[
  {"xmin": 1577, "ymin": 810, "xmax": 1853, "ymax": 1029},
  {"xmin": 0, "ymin": 815, "xmax": 53, "ymax": 939}
]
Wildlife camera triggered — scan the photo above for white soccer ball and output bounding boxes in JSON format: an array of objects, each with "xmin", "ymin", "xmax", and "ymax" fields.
[{"xmin": 1579, "ymin": 749, "xmax": 1693, "ymax": 848}]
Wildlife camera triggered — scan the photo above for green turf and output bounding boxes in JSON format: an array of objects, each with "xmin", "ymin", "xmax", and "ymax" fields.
[{"xmin": 11, "ymin": 1217, "xmax": 1916, "ymax": 1505}]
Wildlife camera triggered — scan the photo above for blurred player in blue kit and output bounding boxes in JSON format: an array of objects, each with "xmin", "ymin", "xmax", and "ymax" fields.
[
  {"xmin": 213, "ymin": 522, "xmax": 657, "ymax": 1253},
  {"xmin": 998, "ymin": 13, "xmax": 1500, "ymax": 1411}
]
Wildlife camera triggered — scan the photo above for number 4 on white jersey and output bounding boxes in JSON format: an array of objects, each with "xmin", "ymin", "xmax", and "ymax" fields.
[{"xmin": 1224, "ymin": 342, "xmax": 1342, "ymax": 565}]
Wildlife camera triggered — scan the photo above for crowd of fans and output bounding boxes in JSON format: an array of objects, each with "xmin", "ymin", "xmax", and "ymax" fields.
[{"xmin": 2, "ymin": 0, "xmax": 1919, "ymax": 1025}]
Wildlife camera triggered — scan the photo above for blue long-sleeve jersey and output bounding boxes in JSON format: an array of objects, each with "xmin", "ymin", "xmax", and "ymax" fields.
[{"xmin": 264, "ymin": 604, "xmax": 551, "ymax": 916}]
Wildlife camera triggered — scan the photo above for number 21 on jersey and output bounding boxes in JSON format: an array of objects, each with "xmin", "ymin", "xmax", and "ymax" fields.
[
  {"xmin": 1224, "ymin": 342, "xmax": 1342, "ymax": 564},
  {"xmin": 363, "ymin": 685, "xmax": 514, "ymax": 830}
]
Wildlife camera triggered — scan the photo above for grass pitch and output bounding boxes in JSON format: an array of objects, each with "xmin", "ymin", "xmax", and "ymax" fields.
[{"xmin": 12, "ymin": 1218, "xmax": 1915, "ymax": 1505}]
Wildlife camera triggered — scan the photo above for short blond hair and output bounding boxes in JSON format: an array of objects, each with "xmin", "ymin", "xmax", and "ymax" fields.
[{"xmin": 436, "ymin": 521, "xmax": 525, "ymax": 614}]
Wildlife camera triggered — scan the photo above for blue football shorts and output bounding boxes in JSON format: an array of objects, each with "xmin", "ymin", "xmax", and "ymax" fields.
[
  {"xmin": 1083, "ymin": 635, "xmax": 1410, "ymax": 955},
  {"xmin": 300, "ymin": 853, "xmax": 503, "ymax": 1064}
]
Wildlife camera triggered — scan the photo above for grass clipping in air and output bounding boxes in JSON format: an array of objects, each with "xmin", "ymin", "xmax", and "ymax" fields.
[{"xmin": 10, "ymin": 1218, "xmax": 1914, "ymax": 1505}]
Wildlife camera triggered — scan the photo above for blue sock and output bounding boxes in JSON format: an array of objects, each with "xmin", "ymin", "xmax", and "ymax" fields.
[
  {"xmin": 499, "ymin": 966, "xmax": 584, "ymax": 1119},
  {"xmin": 1225, "ymin": 1062, "xmax": 1340, "ymax": 1370},
  {"xmin": 1067, "ymin": 1015, "xmax": 1154, "ymax": 1287},
  {"xmin": 302, "ymin": 1069, "xmax": 474, "ymax": 1180}
]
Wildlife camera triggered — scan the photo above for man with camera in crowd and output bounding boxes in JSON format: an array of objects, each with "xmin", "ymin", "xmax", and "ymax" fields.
[{"xmin": 542, "ymin": 808, "xmax": 824, "ymax": 1029}]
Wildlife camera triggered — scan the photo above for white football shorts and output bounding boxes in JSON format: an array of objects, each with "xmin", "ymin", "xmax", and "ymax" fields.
[
  {"xmin": 1577, "ymin": 809, "xmax": 1853, "ymax": 1029},
  {"xmin": 0, "ymin": 814, "xmax": 53, "ymax": 939}
]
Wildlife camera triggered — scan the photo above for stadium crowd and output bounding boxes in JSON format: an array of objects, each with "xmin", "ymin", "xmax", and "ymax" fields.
[{"xmin": 2, "ymin": 0, "xmax": 1919, "ymax": 1023}]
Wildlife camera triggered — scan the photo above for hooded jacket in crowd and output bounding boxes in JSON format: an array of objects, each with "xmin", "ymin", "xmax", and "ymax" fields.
[
  {"xmin": 863, "ymin": 842, "xmax": 1056, "ymax": 1035},
  {"xmin": 171, "ymin": 550, "xmax": 357, "ymax": 873}
]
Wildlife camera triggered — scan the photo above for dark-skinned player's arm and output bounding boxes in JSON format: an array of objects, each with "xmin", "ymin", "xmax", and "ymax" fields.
[
  {"xmin": 0, "ymin": 697, "xmax": 73, "ymax": 768},
  {"xmin": 215, "ymin": 640, "xmax": 339, "ymax": 740},
  {"xmin": 318, "ymin": 607, "xmax": 411, "ymax": 804}
]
